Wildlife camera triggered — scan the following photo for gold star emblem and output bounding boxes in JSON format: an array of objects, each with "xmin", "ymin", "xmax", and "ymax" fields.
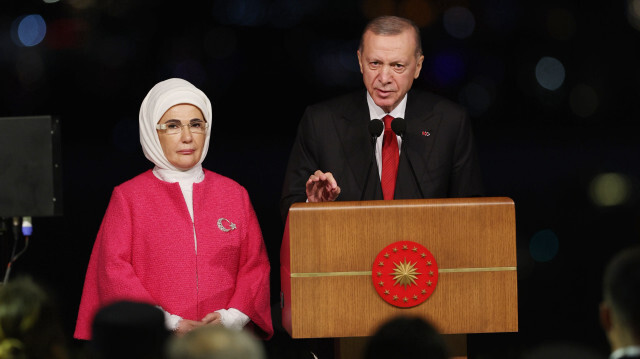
[
  {"xmin": 413, "ymin": 295, "xmax": 418, "ymax": 300},
  {"xmin": 427, "ymin": 280, "xmax": 432, "ymax": 287},
  {"xmin": 429, "ymin": 270, "xmax": 434, "ymax": 276},
  {"xmin": 421, "ymin": 253, "xmax": 426, "ymax": 258},
  {"xmin": 378, "ymin": 281, "xmax": 384, "ymax": 286},
  {"xmin": 384, "ymin": 290, "xmax": 390, "ymax": 295},
  {"xmin": 377, "ymin": 271, "xmax": 382, "ymax": 277},
  {"xmin": 392, "ymin": 258, "xmax": 421, "ymax": 289},
  {"xmin": 393, "ymin": 295, "xmax": 398, "ymax": 301},
  {"xmin": 403, "ymin": 297, "xmax": 408, "ymax": 303},
  {"xmin": 421, "ymin": 289, "xmax": 427, "ymax": 294},
  {"xmin": 427, "ymin": 260, "xmax": 432, "ymax": 266},
  {"xmin": 384, "ymin": 253, "xmax": 390, "ymax": 259},
  {"xmin": 378, "ymin": 261, "xmax": 384, "ymax": 267},
  {"xmin": 393, "ymin": 247, "xmax": 398, "ymax": 253},
  {"xmin": 412, "ymin": 247, "xmax": 418, "ymax": 252},
  {"xmin": 402, "ymin": 245, "xmax": 408, "ymax": 250}
]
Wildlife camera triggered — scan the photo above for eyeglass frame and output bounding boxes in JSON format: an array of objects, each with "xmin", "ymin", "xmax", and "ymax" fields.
[{"xmin": 155, "ymin": 120, "xmax": 209, "ymax": 134}]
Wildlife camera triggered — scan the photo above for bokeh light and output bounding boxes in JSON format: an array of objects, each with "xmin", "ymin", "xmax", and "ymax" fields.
[
  {"xmin": 547, "ymin": 8, "xmax": 577, "ymax": 41},
  {"xmin": 589, "ymin": 173, "xmax": 633, "ymax": 207},
  {"xmin": 12, "ymin": 15, "xmax": 47, "ymax": 47},
  {"xmin": 443, "ymin": 6, "xmax": 476, "ymax": 39},
  {"xmin": 428, "ymin": 50, "xmax": 466, "ymax": 88},
  {"xmin": 399, "ymin": 0, "xmax": 436, "ymax": 28},
  {"xmin": 535, "ymin": 56, "xmax": 565, "ymax": 91},
  {"xmin": 529, "ymin": 229, "xmax": 559, "ymax": 262},
  {"xmin": 569, "ymin": 84, "xmax": 599, "ymax": 118}
]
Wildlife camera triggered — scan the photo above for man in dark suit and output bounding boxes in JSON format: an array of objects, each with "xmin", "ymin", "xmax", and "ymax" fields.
[
  {"xmin": 600, "ymin": 246, "xmax": 640, "ymax": 359},
  {"xmin": 280, "ymin": 15, "xmax": 483, "ymax": 221}
]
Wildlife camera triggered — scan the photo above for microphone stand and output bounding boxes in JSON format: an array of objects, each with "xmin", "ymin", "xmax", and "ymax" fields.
[{"xmin": 360, "ymin": 120, "xmax": 383, "ymax": 200}]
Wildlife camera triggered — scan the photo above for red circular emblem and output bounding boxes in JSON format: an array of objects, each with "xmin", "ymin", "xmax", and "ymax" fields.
[{"xmin": 372, "ymin": 240, "xmax": 439, "ymax": 308}]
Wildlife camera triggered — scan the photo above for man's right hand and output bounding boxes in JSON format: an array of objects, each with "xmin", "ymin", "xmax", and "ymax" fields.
[{"xmin": 306, "ymin": 170, "xmax": 341, "ymax": 202}]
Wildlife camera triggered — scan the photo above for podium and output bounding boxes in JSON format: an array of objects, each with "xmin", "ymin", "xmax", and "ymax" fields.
[{"xmin": 280, "ymin": 197, "xmax": 518, "ymax": 357}]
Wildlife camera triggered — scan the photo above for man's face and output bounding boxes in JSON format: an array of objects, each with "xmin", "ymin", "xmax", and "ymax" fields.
[{"xmin": 357, "ymin": 29, "xmax": 424, "ymax": 113}]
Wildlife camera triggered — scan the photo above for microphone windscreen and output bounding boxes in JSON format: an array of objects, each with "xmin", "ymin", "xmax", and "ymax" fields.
[
  {"xmin": 368, "ymin": 119, "xmax": 384, "ymax": 138},
  {"xmin": 391, "ymin": 117, "xmax": 406, "ymax": 136}
]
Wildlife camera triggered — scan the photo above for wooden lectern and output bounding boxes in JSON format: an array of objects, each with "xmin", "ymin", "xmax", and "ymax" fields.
[{"xmin": 280, "ymin": 197, "xmax": 518, "ymax": 358}]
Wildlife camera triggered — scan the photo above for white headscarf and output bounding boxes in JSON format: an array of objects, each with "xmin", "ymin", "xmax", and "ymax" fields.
[{"xmin": 139, "ymin": 78, "xmax": 212, "ymax": 172}]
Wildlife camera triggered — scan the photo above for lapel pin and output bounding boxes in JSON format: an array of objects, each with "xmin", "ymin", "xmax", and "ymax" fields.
[
  {"xmin": 421, "ymin": 131, "xmax": 430, "ymax": 136},
  {"xmin": 217, "ymin": 218, "xmax": 237, "ymax": 232}
]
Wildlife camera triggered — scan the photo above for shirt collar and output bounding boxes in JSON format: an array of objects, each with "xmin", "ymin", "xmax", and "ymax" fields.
[{"xmin": 366, "ymin": 92, "xmax": 407, "ymax": 121}]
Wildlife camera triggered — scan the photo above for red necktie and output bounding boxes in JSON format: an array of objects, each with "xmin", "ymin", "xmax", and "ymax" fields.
[{"xmin": 381, "ymin": 115, "xmax": 398, "ymax": 200}]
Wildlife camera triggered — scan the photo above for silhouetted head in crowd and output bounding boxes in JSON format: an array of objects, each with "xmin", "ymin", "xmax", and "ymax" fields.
[
  {"xmin": 600, "ymin": 246, "xmax": 640, "ymax": 352},
  {"xmin": 90, "ymin": 300, "xmax": 170, "ymax": 359},
  {"xmin": 167, "ymin": 325, "xmax": 265, "ymax": 359},
  {"xmin": 0, "ymin": 276, "xmax": 68, "ymax": 359},
  {"xmin": 363, "ymin": 315, "xmax": 448, "ymax": 359}
]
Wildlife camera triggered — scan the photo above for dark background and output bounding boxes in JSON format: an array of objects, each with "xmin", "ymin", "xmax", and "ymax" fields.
[{"xmin": 2, "ymin": 1, "xmax": 640, "ymax": 358}]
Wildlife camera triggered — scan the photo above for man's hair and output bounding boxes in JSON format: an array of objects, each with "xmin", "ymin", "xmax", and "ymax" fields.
[
  {"xmin": 363, "ymin": 315, "xmax": 448, "ymax": 359},
  {"xmin": 603, "ymin": 245, "xmax": 640, "ymax": 336},
  {"xmin": 167, "ymin": 325, "xmax": 266, "ymax": 359},
  {"xmin": 359, "ymin": 16, "xmax": 423, "ymax": 57}
]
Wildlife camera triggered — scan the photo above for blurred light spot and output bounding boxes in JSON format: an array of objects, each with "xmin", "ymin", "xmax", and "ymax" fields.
[
  {"xmin": 46, "ymin": 18, "xmax": 87, "ymax": 49},
  {"xmin": 12, "ymin": 15, "xmax": 47, "ymax": 47},
  {"xmin": 443, "ymin": 6, "xmax": 476, "ymax": 39},
  {"xmin": 361, "ymin": 0, "xmax": 396, "ymax": 20},
  {"xmin": 204, "ymin": 27, "xmax": 238, "ymax": 59},
  {"xmin": 68, "ymin": 0, "xmax": 95, "ymax": 10},
  {"xmin": 589, "ymin": 173, "xmax": 633, "ymax": 207},
  {"xmin": 399, "ymin": 0, "xmax": 436, "ymax": 28},
  {"xmin": 429, "ymin": 51, "xmax": 466, "ymax": 87},
  {"xmin": 569, "ymin": 84, "xmax": 599, "ymax": 118},
  {"xmin": 627, "ymin": 0, "xmax": 640, "ymax": 31},
  {"xmin": 529, "ymin": 229, "xmax": 559, "ymax": 262},
  {"xmin": 43, "ymin": 0, "xmax": 60, "ymax": 3},
  {"xmin": 459, "ymin": 79, "xmax": 492, "ymax": 117},
  {"xmin": 547, "ymin": 8, "xmax": 577, "ymax": 41},
  {"xmin": 535, "ymin": 56, "xmax": 565, "ymax": 91},
  {"xmin": 313, "ymin": 41, "xmax": 361, "ymax": 87}
]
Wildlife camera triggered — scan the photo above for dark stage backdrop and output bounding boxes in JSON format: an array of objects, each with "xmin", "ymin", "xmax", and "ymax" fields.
[{"xmin": 1, "ymin": 1, "xmax": 639, "ymax": 358}]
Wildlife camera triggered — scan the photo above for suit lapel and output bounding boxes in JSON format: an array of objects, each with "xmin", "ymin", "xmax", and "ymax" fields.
[
  {"xmin": 396, "ymin": 91, "xmax": 442, "ymax": 199},
  {"xmin": 335, "ymin": 92, "xmax": 381, "ymax": 199}
]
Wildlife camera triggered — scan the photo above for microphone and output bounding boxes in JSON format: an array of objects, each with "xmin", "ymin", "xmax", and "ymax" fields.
[
  {"xmin": 360, "ymin": 119, "xmax": 384, "ymax": 200},
  {"xmin": 391, "ymin": 117, "xmax": 425, "ymax": 198},
  {"xmin": 368, "ymin": 119, "xmax": 384, "ymax": 140}
]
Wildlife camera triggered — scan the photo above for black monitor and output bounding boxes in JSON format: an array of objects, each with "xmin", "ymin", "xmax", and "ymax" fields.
[{"xmin": 0, "ymin": 116, "xmax": 63, "ymax": 217}]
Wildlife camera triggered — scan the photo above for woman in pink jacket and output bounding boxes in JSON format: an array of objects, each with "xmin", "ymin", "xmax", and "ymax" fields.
[{"xmin": 74, "ymin": 78, "xmax": 273, "ymax": 340}]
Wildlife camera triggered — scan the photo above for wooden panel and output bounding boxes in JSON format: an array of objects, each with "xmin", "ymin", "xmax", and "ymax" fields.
[
  {"xmin": 282, "ymin": 197, "xmax": 518, "ymax": 338},
  {"xmin": 290, "ymin": 271, "xmax": 517, "ymax": 338}
]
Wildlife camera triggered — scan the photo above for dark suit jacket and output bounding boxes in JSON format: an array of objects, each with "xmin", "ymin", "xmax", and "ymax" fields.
[{"xmin": 280, "ymin": 89, "xmax": 484, "ymax": 221}]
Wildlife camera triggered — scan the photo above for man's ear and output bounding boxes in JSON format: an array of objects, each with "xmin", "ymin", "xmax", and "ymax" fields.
[{"xmin": 600, "ymin": 301, "xmax": 613, "ymax": 332}]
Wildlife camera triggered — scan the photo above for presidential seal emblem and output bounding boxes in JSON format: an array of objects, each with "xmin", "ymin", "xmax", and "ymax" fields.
[{"xmin": 372, "ymin": 240, "xmax": 439, "ymax": 308}]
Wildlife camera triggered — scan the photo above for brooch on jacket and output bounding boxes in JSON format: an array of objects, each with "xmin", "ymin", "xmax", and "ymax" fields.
[{"xmin": 217, "ymin": 218, "xmax": 237, "ymax": 232}]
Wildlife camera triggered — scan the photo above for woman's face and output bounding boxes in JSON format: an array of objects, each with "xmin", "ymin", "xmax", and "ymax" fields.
[{"xmin": 157, "ymin": 104, "xmax": 207, "ymax": 170}]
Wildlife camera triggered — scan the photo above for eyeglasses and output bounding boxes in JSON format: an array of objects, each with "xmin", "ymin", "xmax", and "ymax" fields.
[{"xmin": 156, "ymin": 120, "xmax": 208, "ymax": 135}]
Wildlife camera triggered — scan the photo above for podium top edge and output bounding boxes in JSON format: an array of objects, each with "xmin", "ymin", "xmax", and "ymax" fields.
[{"xmin": 290, "ymin": 197, "xmax": 514, "ymax": 211}]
